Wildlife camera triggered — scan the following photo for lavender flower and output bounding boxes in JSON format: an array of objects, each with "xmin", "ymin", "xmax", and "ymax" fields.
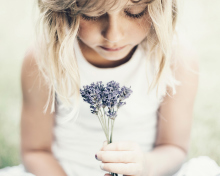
[
  {"xmin": 80, "ymin": 80, "xmax": 132, "ymax": 120},
  {"xmin": 80, "ymin": 81, "xmax": 132, "ymax": 176},
  {"xmin": 80, "ymin": 80, "xmax": 132, "ymax": 141}
]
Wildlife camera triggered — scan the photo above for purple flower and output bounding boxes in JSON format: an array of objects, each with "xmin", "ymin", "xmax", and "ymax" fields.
[
  {"xmin": 80, "ymin": 80, "xmax": 132, "ymax": 119},
  {"xmin": 106, "ymin": 110, "xmax": 117, "ymax": 120},
  {"xmin": 80, "ymin": 81, "xmax": 104, "ymax": 115}
]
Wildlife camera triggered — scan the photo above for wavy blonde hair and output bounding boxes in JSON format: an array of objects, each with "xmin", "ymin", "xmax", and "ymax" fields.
[{"xmin": 35, "ymin": 0, "xmax": 179, "ymax": 119}]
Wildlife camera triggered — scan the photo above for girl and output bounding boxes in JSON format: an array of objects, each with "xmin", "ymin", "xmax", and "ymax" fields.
[{"xmin": 0, "ymin": 0, "xmax": 220, "ymax": 176}]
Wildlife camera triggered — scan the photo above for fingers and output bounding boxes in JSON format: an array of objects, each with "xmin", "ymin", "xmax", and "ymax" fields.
[
  {"xmin": 101, "ymin": 163, "xmax": 138, "ymax": 175},
  {"xmin": 101, "ymin": 141, "xmax": 140, "ymax": 151},
  {"xmin": 100, "ymin": 140, "xmax": 108, "ymax": 151},
  {"xmin": 97, "ymin": 151, "xmax": 138, "ymax": 163},
  {"xmin": 97, "ymin": 141, "xmax": 143, "ymax": 176}
]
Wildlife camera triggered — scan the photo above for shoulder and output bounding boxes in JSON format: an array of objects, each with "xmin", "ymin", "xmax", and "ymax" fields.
[
  {"xmin": 21, "ymin": 45, "xmax": 38, "ymax": 96},
  {"xmin": 21, "ymin": 45, "xmax": 38, "ymax": 99},
  {"xmin": 21, "ymin": 44, "xmax": 50, "ymax": 109},
  {"xmin": 21, "ymin": 44, "xmax": 38, "ymax": 81},
  {"xmin": 21, "ymin": 46, "xmax": 38, "ymax": 82},
  {"xmin": 171, "ymin": 33, "xmax": 199, "ymax": 74},
  {"xmin": 168, "ymin": 33, "xmax": 199, "ymax": 94}
]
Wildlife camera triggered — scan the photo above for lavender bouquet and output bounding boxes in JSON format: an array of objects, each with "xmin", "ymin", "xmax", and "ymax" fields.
[{"xmin": 80, "ymin": 80, "xmax": 133, "ymax": 176}]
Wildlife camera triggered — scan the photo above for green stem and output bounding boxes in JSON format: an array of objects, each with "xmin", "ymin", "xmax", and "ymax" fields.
[
  {"xmin": 100, "ymin": 110, "xmax": 108, "ymax": 136},
  {"xmin": 109, "ymin": 119, "xmax": 113, "ymax": 143},
  {"xmin": 102, "ymin": 107, "xmax": 110, "ymax": 144},
  {"xmin": 102, "ymin": 108, "xmax": 106, "ymax": 130},
  {"xmin": 108, "ymin": 117, "xmax": 110, "ymax": 144},
  {"xmin": 97, "ymin": 114, "xmax": 109, "ymax": 144},
  {"xmin": 110, "ymin": 118, "xmax": 116, "ymax": 143}
]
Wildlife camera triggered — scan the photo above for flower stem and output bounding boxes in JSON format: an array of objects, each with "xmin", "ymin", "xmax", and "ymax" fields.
[
  {"xmin": 102, "ymin": 108, "xmax": 107, "ymax": 130},
  {"xmin": 97, "ymin": 113, "xmax": 109, "ymax": 144},
  {"xmin": 100, "ymin": 109, "xmax": 108, "ymax": 136},
  {"xmin": 110, "ymin": 119, "xmax": 112, "ymax": 143},
  {"xmin": 112, "ymin": 119, "xmax": 115, "ymax": 143},
  {"xmin": 108, "ymin": 117, "xmax": 110, "ymax": 144}
]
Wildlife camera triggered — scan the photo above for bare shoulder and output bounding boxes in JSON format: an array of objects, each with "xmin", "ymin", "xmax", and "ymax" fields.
[
  {"xmin": 168, "ymin": 34, "xmax": 200, "ymax": 95},
  {"xmin": 155, "ymin": 36, "xmax": 199, "ymax": 153},
  {"xmin": 21, "ymin": 45, "xmax": 55, "ymax": 153},
  {"xmin": 21, "ymin": 45, "xmax": 47, "ymax": 105},
  {"xmin": 171, "ymin": 34, "xmax": 199, "ymax": 77},
  {"xmin": 171, "ymin": 35, "xmax": 200, "ymax": 98}
]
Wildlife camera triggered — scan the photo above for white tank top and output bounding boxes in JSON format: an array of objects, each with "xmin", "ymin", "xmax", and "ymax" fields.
[{"xmin": 52, "ymin": 40, "xmax": 164, "ymax": 176}]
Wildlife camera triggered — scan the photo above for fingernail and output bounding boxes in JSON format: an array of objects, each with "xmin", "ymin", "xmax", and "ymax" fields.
[
  {"xmin": 95, "ymin": 154, "xmax": 101, "ymax": 161},
  {"xmin": 100, "ymin": 163, "xmax": 104, "ymax": 170}
]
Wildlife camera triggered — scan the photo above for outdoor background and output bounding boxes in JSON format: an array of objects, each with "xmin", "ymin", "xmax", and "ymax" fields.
[{"xmin": 0, "ymin": 0, "xmax": 220, "ymax": 169}]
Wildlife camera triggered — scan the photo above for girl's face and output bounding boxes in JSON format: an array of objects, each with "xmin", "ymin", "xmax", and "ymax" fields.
[{"xmin": 77, "ymin": 1, "xmax": 152, "ymax": 67}]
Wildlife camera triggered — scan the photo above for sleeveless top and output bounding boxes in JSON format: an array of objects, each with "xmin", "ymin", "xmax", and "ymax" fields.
[{"xmin": 51, "ymin": 40, "xmax": 165, "ymax": 176}]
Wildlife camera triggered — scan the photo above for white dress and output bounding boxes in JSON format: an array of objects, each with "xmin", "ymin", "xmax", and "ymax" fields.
[{"xmin": 1, "ymin": 40, "xmax": 220, "ymax": 176}]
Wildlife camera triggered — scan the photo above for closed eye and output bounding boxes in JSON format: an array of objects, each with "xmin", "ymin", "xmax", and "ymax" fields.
[
  {"xmin": 81, "ymin": 6, "xmax": 148, "ymax": 21},
  {"xmin": 124, "ymin": 6, "xmax": 148, "ymax": 19}
]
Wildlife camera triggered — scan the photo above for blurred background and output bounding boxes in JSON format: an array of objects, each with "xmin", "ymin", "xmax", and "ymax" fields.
[{"xmin": 0, "ymin": 0, "xmax": 220, "ymax": 169}]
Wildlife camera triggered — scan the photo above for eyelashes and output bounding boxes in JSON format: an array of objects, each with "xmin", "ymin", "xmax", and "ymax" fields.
[
  {"xmin": 81, "ymin": 14, "xmax": 99, "ymax": 21},
  {"xmin": 124, "ymin": 7, "xmax": 148, "ymax": 19},
  {"xmin": 81, "ymin": 7, "xmax": 148, "ymax": 21}
]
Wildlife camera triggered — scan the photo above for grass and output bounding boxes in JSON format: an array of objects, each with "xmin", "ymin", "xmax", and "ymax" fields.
[{"xmin": 0, "ymin": 0, "xmax": 220, "ymax": 169}]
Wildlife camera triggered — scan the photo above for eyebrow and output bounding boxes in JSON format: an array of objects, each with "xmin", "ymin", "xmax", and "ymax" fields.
[{"xmin": 129, "ymin": 0, "xmax": 155, "ymax": 5}]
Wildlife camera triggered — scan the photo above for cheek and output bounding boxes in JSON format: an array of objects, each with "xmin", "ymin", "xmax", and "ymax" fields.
[
  {"xmin": 128, "ymin": 16, "xmax": 151, "ymax": 40},
  {"xmin": 137, "ymin": 15, "xmax": 152, "ymax": 35},
  {"xmin": 78, "ymin": 20, "xmax": 99, "ymax": 42}
]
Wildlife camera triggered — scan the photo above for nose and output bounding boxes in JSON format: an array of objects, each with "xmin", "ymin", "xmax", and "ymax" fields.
[{"xmin": 101, "ymin": 13, "xmax": 125, "ymax": 43}]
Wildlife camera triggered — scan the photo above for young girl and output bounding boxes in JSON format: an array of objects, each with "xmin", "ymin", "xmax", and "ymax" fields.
[{"xmin": 1, "ymin": 0, "xmax": 220, "ymax": 176}]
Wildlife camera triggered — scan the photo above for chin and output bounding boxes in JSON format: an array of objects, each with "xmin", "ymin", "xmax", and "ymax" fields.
[
  {"xmin": 97, "ymin": 48, "xmax": 132, "ymax": 61},
  {"xmin": 99, "ymin": 53, "xmax": 128, "ymax": 61}
]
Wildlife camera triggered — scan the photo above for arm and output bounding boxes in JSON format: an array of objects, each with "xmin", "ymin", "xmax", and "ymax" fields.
[
  {"xmin": 20, "ymin": 47, "xmax": 67, "ymax": 176},
  {"xmin": 96, "ymin": 43, "xmax": 199, "ymax": 176},
  {"xmin": 146, "ymin": 42, "xmax": 199, "ymax": 176}
]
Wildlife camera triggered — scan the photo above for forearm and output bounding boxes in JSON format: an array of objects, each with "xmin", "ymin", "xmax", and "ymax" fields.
[
  {"xmin": 22, "ymin": 150, "xmax": 67, "ymax": 176},
  {"xmin": 145, "ymin": 145, "xmax": 187, "ymax": 176}
]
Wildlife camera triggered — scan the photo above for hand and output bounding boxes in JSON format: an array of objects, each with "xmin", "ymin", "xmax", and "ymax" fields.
[{"xmin": 96, "ymin": 141, "xmax": 148, "ymax": 176}]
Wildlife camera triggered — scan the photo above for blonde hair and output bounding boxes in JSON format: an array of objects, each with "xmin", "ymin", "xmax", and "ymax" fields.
[{"xmin": 35, "ymin": 0, "xmax": 179, "ymax": 120}]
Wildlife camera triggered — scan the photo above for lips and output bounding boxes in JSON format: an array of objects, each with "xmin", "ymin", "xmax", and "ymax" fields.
[{"xmin": 100, "ymin": 45, "xmax": 126, "ymax": 51}]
